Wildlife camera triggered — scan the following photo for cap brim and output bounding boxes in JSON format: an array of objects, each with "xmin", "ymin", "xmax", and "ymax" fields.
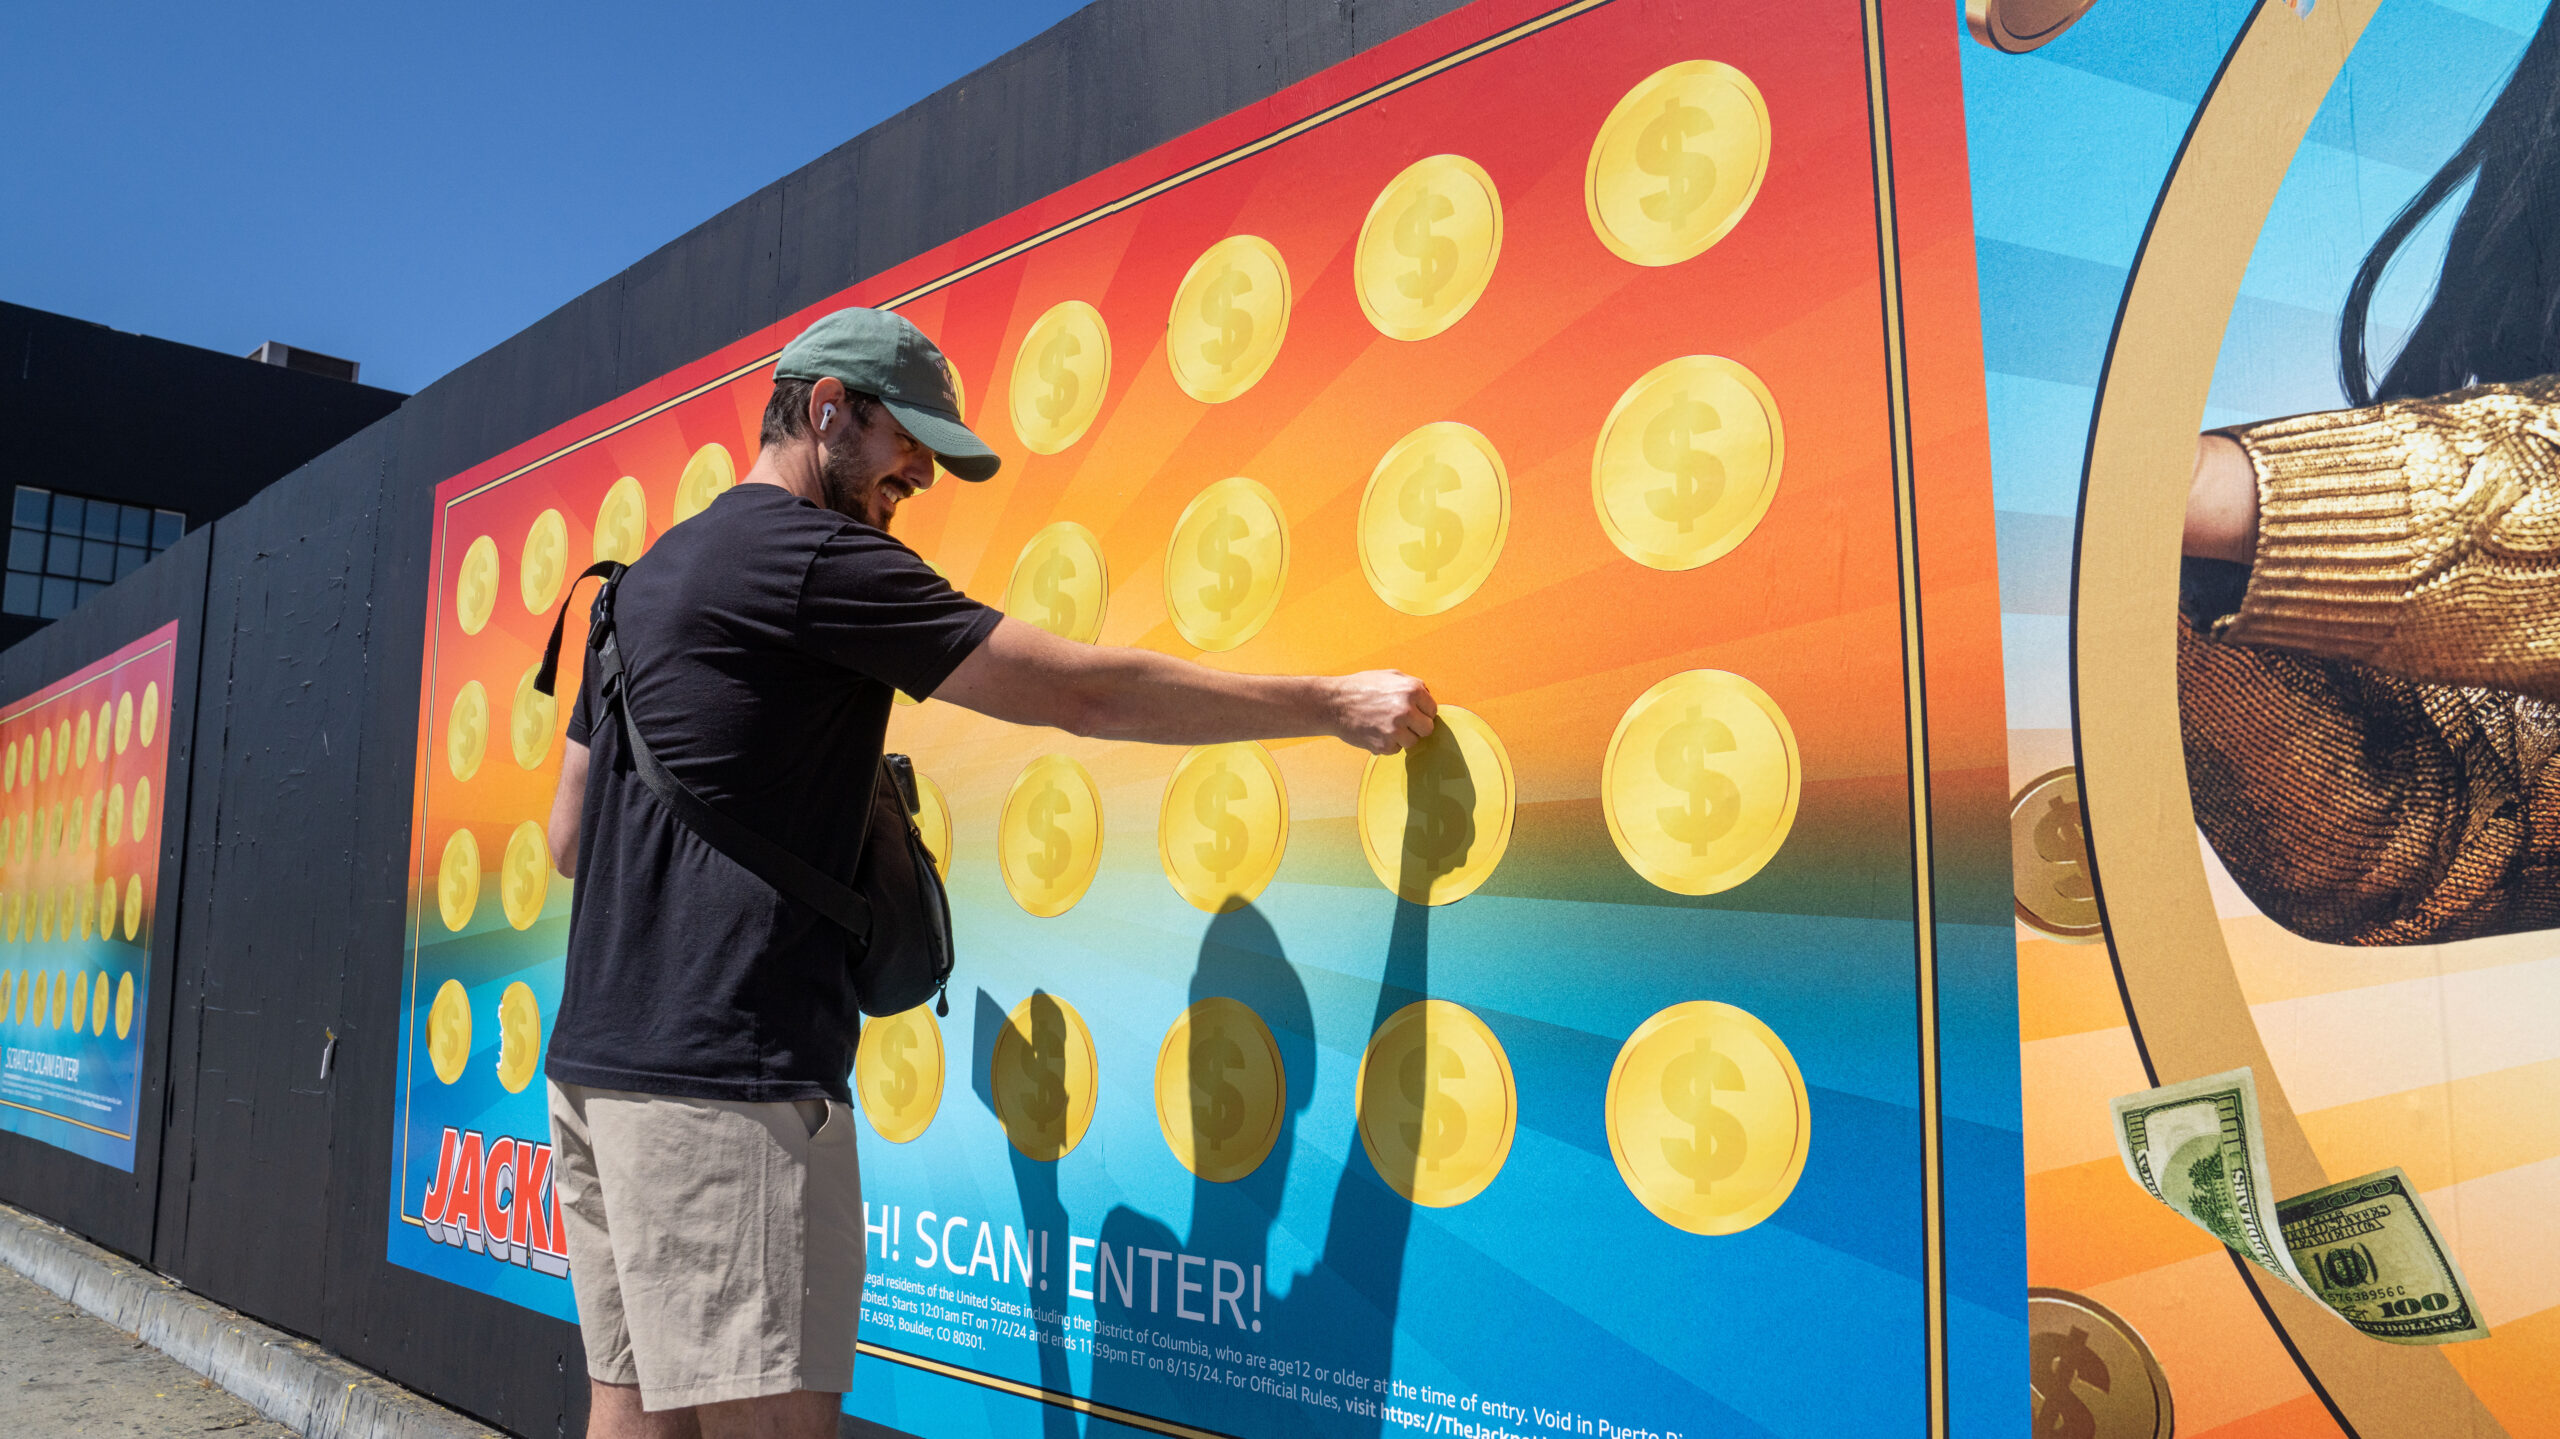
[{"xmin": 883, "ymin": 399, "xmax": 1001, "ymax": 483}]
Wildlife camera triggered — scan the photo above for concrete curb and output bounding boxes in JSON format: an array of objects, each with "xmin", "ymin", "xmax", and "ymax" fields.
[{"xmin": 0, "ymin": 1200, "xmax": 503, "ymax": 1439}]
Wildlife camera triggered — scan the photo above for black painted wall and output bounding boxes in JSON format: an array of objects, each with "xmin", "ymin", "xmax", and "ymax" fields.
[{"xmin": 0, "ymin": 1, "xmax": 1479, "ymax": 1434}]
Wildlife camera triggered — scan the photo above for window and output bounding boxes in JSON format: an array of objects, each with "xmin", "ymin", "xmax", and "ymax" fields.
[{"xmin": 3, "ymin": 487, "xmax": 186, "ymax": 620}]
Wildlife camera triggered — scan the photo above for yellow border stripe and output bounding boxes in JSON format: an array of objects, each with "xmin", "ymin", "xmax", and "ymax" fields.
[
  {"xmin": 445, "ymin": 0, "xmax": 1612, "ymax": 510},
  {"xmin": 0, "ymin": 1096, "xmax": 131, "ymax": 1139},
  {"xmin": 857, "ymin": 1343, "xmax": 1241, "ymax": 1439},
  {"xmin": 1860, "ymin": 1, "xmax": 1947, "ymax": 1433}
]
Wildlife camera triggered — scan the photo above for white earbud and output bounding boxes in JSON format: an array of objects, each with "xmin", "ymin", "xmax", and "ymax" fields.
[{"xmin": 822, "ymin": 403, "xmax": 838, "ymax": 429}]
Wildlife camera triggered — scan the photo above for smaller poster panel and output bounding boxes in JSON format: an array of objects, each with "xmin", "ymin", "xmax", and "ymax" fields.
[{"xmin": 0, "ymin": 621, "xmax": 179, "ymax": 1171}]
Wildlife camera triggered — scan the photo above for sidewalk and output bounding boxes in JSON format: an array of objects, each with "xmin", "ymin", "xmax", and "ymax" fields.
[
  {"xmin": 0, "ymin": 1254, "xmax": 299, "ymax": 1439},
  {"xmin": 0, "ymin": 1203, "xmax": 498, "ymax": 1439}
]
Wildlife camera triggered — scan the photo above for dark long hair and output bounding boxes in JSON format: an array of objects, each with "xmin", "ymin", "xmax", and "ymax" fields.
[{"xmin": 2340, "ymin": 3, "xmax": 2560, "ymax": 405}]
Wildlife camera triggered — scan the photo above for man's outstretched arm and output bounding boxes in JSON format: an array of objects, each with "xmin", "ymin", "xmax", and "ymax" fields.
[{"xmin": 935, "ymin": 617, "xmax": 1434, "ymax": 754}]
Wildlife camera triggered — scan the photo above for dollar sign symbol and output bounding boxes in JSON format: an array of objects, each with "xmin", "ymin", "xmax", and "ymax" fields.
[
  {"xmin": 1396, "ymin": 456, "xmax": 1463, "ymax": 582},
  {"xmin": 1019, "ymin": 1002, "xmax": 1069, "ymax": 1130},
  {"xmin": 1192, "ymin": 760, "xmax": 1249, "ymax": 882},
  {"xmin": 1035, "ymin": 327, "xmax": 1081, "ymax": 422},
  {"xmin": 1659, "ymin": 1036, "xmax": 1746, "ymax": 1193},
  {"xmin": 1636, "ymin": 96, "xmax": 1715, "ymax": 227},
  {"xmin": 1642, "ymin": 390, "xmax": 1724, "ymax": 533},
  {"xmin": 1399, "ymin": 1037, "xmax": 1467, "ymax": 1170},
  {"xmin": 532, "ymin": 527, "xmax": 557, "ymax": 591},
  {"xmin": 1025, "ymin": 782, "xmax": 1074, "ymax": 884},
  {"xmin": 1199, "ymin": 266, "xmax": 1255, "ymax": 374},
  {"xmin": 1195, "ymin": 507, "xmax": 1252, "ymax": 619},
  {"xmin": 2028, "ymin": 1326, "xmax": 2110, "ymax": 1439},
  {"xmin": 1654, "ymin": 706, "xmax": 1740, "ymax": 854},
  {"xmin": 1401, "ymin": 733, "xmax": 1476, "ymax": 876},
  {"xmin": 510, "ymin": 839, "xmax": 537, "ymax": 899},
  {"xmin": 2034, "ymin": 794, "xmax": 2094, "ymax": 903},
  {"xmin": 464, "ymin": 556, "xmax": 490, "ymax": 615},
  {"xmin": 1393, "ymin": 185, "xmax": 1457, "ymax": 302},
  {"xmin": 879, "ymin": 1019, "xmax": 919, "ymax": 1110},
  {"xmin": 1191, "ymin": 1029, "xmax": 1248, "ymax": 1153},
  {"xmin": 1030, "ymin": 547, "xmax": 1078, "ymax": 634}
]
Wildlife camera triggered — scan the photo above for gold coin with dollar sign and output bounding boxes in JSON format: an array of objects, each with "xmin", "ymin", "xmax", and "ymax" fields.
[
  {"xmin": 1009, "ymin": 300, "xmax": 1111, "ymax": 454},
  {"xmin": 121, "ymin": 875, "xmax": 140, "ymax": 941},
  {"xmin": 428, "ymin": 977, "xmax": 472, "ymax": 1085},
  {"xmin": 2027, "ymin": 1289, "xmax": 2173, "ymax": 1439},
  {"xmin": 1356, "ymin": 154, "xmax": 1503, "ymax": 341},
  {"xmin": 911, "ymin": 771, "xmax": 953, "ymax": 880},
  {"xmin": 500, "ymin": 819, "xmax": 550, "ymax": 931},
  {"xmin": 1356, "ymin": 999, "xmax": 1514, "ymax": 1207},
  {"xmin": 1357, "ymin": 423, "xmax": 1510, "ymax": 616},
  {"xmin": 1164, "ymin": 478, "xmax": 1288, "ymax": 652},
  {"xmin": 456, "ymin": 535, "xmax": 500, "ymax": 636},
  {"xmin": 670, "ymin": 442, "xmax": 736, "ymax": 526},
  {"xmin": 998, "ymin": 754, "xmax": 1103, "ymax": 918},
  {"xmin": 437, "ymin": 827, "xmax": 480, "ymax": 932},
  {"xmin": 1585, "ymin": 60, "xmax": 1771, "ymax": 267},
  {"xmin": 1602, "ymin": 670, "xmax": 1800, "ymax": 895},
  {"xmin": 1593, "ymin": 354, "xmax": 1782, "ymax": 571},
  {"xmin": 114, "ymin": 690, "xmax": 131, "ymax": 755},
  {"xmin": 991, "ymin": 992, "xmax": 1098, "ymax": 1161},
  {"xmin": 854, "ymin": 1003, "xmax": 945, "ymax": 1143},
  {"xmin": 140, "ymin": 681, "xmax": 159, "ymax": 748},
  {"xmin": 1156, "ymin": 996, "xmax": 1285, "ymax": 1183},
  {"xmin": 1004, "ymin": 522, "xmax": 1108, "ymax": 644},
  {"xmin": 1355, "ymin": 706, "xmax": 1514, "ymax": 906},
  {"xmin": 511, "ymin": 664, "xmax": 556, "ymax": 771},
  {"xmin": 520, "ymin": 508, "xmax": 568, "ymax": 615},
  {"xmin": 114, "ymin": 971, "xmax": 133, "ymax": 1040},
  {"xmin": 2012, "ymin": 767, "xmax": 2102, "ymax": 940},
  {"xmin": 1158, "ymin": 742, "xmax": 1288, "ymax": 913},
  {"xmin": 1607, "ymin": 1000, "xmax": 1809, "ymax": 1234},
  {"xmin": 593, "ymin": 475, "xmax": 649, "ymax": 565},
  {"xmin": 495, "ymin": 980, "xmax": 542, "ymax": 1093},
  {"xmin": 1167, "ymin": 235, "xmax": 1291, "ymax": 404},
  {"xmin": 447, "ymin": 680, "xmax": 489, "ymax": 781}
]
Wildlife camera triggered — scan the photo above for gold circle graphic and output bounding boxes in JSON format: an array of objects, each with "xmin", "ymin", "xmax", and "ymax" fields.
[
  {"xmin": 1158, "ymin": 741, "xmax": 1289, "ymax": 913},
  {"xmin": 1355, "ymin": 705, "xmax": 1515, "ymax": 905},
  {"xmin": 1167, "ymin": 236, "xmax": 1291, "ymax": 404},
  {"xmin": 457, "ymin": 535, "xmax": 500, "ymax": 636},
  {"xmin": 1586, "ymin": 60, "xmax": 1771, "ymax": 267},
  {"xmin": 855, "ymin": 1004, "xmax": 946, "ymax": 1143},
  {"xmin": 1593, "ymin": 354, "xmax": 1783, "ymax": 571},
  {"xmin": 1357, "ymin": 422, "xmax": 1511, "ymax": 617},
  {"xmin": 1355, "ymin": 154, "xmax": 1504, "ymax": 341},
  {"xmin": 1355, "ymin": 999, "xmax": 1515, "ymax": 1207},
  {"xmin": 437, "ymin": 828, "xmax": 480, "ymax": 933},
  {"xmin": 1164, "ymin": 477, "xmax": 1289, "ymax": 652},
  {"xmin": 495, "ymin": 981, "xmax": 542, "ymax": 1094},
  {"xmin": 521, "ymin": 509, "xmax": 568, "ymax": 615},
  {"xmin": 2027, "ymin": 1287, "xmax": 2173, "ymax": 1439},
  {"xmin": 500, "ymin": 819, "xmax": 550, "ymax": 931},
  {"xmin": 593, "ymin": 476, "xmax": 649, "ymax": 565},
  {"xmin": 1602, "ymin": 670, "xmax": 1800, "ymax": 895},
  {"xmin": 428, "ymin": 978, "xmax": 471, "ymax": 1085},
  {"xmin": 1156, "ymin": 996, "xmax": 1286, "ymax": 1183},
  {"xmin": 671, "ymin": 443, "xmax": 736, "ymax": 526},
  {"xmin": 447, "ymin": 680, "xmax": 488, "ymax": 782},
  {"xmin": 1010, "ymin": 300, "xmax": 1112, "ymax": 454},
  {"xmin": 998, "ymin": 754, "xmax": 1103, "ymax": 918},
  {"xmin": 1005, "ymin": 521, "xmax": 1109, "ymax": 644},
  {"xmin": 990, "ymin": 993, "xmax": 1098, "ymax": 1161},
  {"xmin": 1606, "ymin": 1000, "xmax": 1810, "ymax": 1234}
]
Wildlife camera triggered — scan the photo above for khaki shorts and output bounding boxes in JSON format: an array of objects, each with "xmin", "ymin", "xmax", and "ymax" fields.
[{"xmin": 547, "ymin": 1081, "xmax": 865, "ymax": 1410}]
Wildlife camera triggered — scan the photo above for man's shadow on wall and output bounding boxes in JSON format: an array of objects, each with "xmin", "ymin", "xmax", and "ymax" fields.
[{"xmin": 976, "ymin": 741, "xmax": 1468, "ymax": 1439}]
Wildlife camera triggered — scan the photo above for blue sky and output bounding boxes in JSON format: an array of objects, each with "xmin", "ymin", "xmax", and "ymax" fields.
[{"xmin": 0, "ymin": 1, "xmax": 1094, "ymax": 395}]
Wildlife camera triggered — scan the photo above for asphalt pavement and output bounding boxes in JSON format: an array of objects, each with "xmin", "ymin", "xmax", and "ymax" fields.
[{"xmin": 0, "ymin": 1254, "xmax": 299, "ymax": 1439}]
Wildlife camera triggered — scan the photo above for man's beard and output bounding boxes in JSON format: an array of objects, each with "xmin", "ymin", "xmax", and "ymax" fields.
[{"xmin": 816, "ymin": 441, "xmax": 888, "ymax": 528}]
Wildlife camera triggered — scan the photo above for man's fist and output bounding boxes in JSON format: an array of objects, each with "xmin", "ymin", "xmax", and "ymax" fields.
[{"xmin": 1332, "ymin": 670, "xmax": 1437, "ymax": 754}]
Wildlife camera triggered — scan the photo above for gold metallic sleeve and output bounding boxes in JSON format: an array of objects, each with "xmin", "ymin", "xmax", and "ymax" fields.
[{"xmin": 2222, "ymin": 374, "xmax": 2560, "ymax": 700}]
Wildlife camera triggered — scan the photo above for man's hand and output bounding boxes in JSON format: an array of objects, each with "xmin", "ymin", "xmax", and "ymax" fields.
[{"xmin": 1330, "ymin": 670, "xmax": 1436, "ymax": 754}]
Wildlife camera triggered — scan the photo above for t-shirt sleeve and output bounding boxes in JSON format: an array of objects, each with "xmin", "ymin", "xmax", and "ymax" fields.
[
  {"xmin": 565, "ymin": 653, "xmax": 598, "ymax": 747},
  {"xmin": 794, "ymin": 525, "xmax": 1003, "ymax": 698}
]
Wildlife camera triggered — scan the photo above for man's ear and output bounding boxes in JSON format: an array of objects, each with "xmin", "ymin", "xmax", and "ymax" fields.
[{"xmin": 808, "ymin": 376, "xmax": 848, "ymax": 439}]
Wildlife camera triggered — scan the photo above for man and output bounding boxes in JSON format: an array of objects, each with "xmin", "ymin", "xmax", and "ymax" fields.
[{"xmin": 540, "ymin": 307, "xmax": 1435, "ymax": 1439}]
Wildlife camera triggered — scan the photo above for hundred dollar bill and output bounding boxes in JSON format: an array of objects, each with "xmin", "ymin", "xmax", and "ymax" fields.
[{"xmin": 2112, "ymin": 1067, "xmax": 2487, "ymax": 1345}]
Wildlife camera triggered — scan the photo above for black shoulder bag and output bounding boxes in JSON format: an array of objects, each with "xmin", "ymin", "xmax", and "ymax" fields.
[{"xmin": 536, "ymin": 561, "xmax": 953, "ymax": 1018}]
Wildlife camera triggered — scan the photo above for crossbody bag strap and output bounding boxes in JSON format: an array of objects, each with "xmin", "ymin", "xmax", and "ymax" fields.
[{"xmin": 536, "ymin": 560, "xmax": 875, "ymax": 946}]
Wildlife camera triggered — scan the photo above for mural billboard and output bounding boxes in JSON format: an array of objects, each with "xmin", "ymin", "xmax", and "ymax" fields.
[
  {"xmin": 0, "ymin": 623, "xmax": 178, "ymax": 1172},
  {"xmin": 391, "ymin": 0, "xmax": 2020, "ymax": 1434},
  {"xmin": 1977, "ymin": 1, "xmax": 2560, "ymax": 1436}
]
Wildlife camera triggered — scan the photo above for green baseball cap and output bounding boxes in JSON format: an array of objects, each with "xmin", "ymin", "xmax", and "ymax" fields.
[{"xmin": 774, "ymin": 308, "xmax": 1000, "ymax": 482}]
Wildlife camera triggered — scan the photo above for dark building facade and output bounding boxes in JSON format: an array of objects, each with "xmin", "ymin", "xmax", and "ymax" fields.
[{"xmin": 0, "ymin": 300, "xmax": 404, "ymax": 646}]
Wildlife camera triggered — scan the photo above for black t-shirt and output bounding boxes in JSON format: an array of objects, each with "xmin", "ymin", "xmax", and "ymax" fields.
[{"xmin": 547, "ymin": 482, "xmax": 999, "ymax": 1103}]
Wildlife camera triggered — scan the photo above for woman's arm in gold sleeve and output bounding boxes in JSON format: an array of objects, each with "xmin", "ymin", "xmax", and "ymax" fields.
[{"xmin": 2194, "ymin": 373, "xmax": 2560, "ymax": 700}]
